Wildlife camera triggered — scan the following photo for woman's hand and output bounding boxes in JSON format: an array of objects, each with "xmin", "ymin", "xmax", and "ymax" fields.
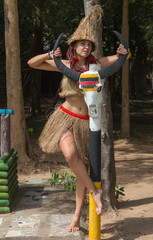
[
  {"xmin": 116, "ymin": 44, "xmax": 128, "ymax": 56},
  {"xmin": 54, "ymin": 47, "xmax": 62, "ymax": 59},
  {"xmin": 48, "ymin": 47, "xmax": 62, "ymax": 60}
]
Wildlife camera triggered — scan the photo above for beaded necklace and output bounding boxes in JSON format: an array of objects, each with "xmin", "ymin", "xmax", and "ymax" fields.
[{"xmin": 75, "ymin": 65, "xmax": 88, "ymax": 73}]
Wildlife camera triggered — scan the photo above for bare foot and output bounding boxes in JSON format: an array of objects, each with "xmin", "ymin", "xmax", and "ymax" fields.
[
  {"xmin": 91, "ymin": 189, "xmax": 102, "ymax": 215},
  {"xmin": 68, "ymin": 214, "xmax": 80, "ymax": 232}
]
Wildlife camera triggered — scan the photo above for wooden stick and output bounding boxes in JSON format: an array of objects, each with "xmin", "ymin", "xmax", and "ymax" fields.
[{"xmin": 1, "ymin": 114, "xmax": 10, "ymax": 156}]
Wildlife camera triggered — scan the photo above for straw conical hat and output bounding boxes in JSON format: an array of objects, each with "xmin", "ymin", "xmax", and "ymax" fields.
[{"xmin": 67, "ymin": 5, "xmax": 103, "ymax": 51}]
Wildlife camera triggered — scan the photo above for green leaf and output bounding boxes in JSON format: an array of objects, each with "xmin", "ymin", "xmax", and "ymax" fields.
[
  {"xmin": 115, "ymin": 181, "xmax": 119, "ymax": 189},
  {"xmin": 118, "ymin": 191, "xmax": 125, "ymax": 196}
]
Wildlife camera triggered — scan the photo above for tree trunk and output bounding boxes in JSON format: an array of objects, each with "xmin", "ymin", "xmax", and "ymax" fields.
[
  {"xmin": 4, "ymin": 0, "xmax": 31, "ymax": 162},
  {"xmin": 30, "ymin": 3, "xmax": 43, "ymax": 116},
  {"xmin": 121, "ymin": 0, "xmax": 130, "ymax": 138},
  {"xmin": 83, "ymin": 0, "xmax": 116, "ymax": 214},
  {"xmin": 83, "ymin": 0, "xmax": 103, "ymax": 59},
  {"xmin": 101, "ymin": 80, "xmax": 116, "ymax": 213}
]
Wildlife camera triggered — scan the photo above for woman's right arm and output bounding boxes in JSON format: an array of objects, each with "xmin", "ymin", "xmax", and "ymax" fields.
[{"xmin": 27, "ymin": 48, "xmax": 66, "ymax": 72}]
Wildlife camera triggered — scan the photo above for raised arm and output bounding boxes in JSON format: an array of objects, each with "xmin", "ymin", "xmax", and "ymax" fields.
[
  {"xmin": 98, "ymin": 44, "xmax": 128, "ymax": 69},
  {"xmin": 27, "ymin": 48, "xmax": 69, "ymax": 72}
]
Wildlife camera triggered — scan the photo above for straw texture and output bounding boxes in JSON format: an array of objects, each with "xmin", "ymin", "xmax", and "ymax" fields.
[
  {"xmin": 38, "ymin": 106, "xmax": 89, "ymax": 164},
  {"xmin": 59, "ymin": 76, "xmax": 83, "ymax": 98},
  {"xmin": 68, "ymin": 5, "xmax": 103, "ymax": 51}
]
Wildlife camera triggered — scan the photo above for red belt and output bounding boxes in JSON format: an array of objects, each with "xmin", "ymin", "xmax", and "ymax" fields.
[{"xmin": 60, "ymin": 105, "xmax": 89, "ymax": 120}]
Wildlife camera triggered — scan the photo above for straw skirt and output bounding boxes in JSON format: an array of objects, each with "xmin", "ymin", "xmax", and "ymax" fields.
[{"xmin": 38, "ymin": 106, "xmax": 89, "ymax": 164}]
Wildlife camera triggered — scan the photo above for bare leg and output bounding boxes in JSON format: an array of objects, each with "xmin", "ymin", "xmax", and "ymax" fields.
[
  {"xmin": 60, "ymin": 131, "xmax": 102, "ymax": 221},
  {"xmin": 68, "ymin": 178, "xmax": 86, "ymax": 232}
]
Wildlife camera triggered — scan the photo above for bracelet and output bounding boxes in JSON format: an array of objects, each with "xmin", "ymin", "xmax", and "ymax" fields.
[
  {"xmin": 90, "ymin": 186, "xmax": 97, "ymax": 195},
  {"xmin": 48, "ymin": 51, "xmax": 52, "ymax": 60}
]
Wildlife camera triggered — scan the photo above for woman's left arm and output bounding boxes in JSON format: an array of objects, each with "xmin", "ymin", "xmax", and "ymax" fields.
[{"xmin": 98, "ymin": 44, "xmax": 128, "ymax": 69}]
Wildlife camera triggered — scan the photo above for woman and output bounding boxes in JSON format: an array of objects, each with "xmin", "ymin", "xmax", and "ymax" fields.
[{"xmin": 27, "ymin": 5, "xmax": 128, "ymax": 232}]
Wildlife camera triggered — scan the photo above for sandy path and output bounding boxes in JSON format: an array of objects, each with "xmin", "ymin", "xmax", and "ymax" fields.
[{"xmin": 101, "ymin": 139, "xmax": 153, "ymax": 240}]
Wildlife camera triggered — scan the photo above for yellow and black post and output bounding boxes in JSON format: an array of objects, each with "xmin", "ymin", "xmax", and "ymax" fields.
[
  {"xmin": 89, "ymin": 131, "xmax": 101, "ymax": 240},
  {"xmin": 79, "ymin": 67, "xmax": 102, "ymax": 240}
]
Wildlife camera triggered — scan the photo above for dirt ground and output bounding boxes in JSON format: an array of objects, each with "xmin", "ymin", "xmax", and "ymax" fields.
[
  {"xmin": 17, "ymin": 131, "xmax": 153, "ymax": 240},
  {"xmin": 101, "ymin": 137, "xmax": 153, "ymax": 240}
]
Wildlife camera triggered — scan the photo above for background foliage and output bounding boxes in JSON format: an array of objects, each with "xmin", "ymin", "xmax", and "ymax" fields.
[{"xmin": 0, "ymin": 0, "xmax": 153, "ymax": 109}]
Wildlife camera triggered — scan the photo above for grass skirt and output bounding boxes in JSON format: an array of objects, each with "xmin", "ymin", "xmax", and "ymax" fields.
[{"xmin": 38, "ymin": 106, "xmax": 89, "ymax": 164}]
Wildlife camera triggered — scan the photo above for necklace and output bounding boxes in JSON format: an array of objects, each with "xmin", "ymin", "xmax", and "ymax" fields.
[
  {"xmin": 75, "ymin": 65, "xmax": 88, "ymax": 73},
  {"xmin": 76, "ymin": 65, "xmax": 86, "ymax": 71},
  {"xmin": 75, "ymin": 63, "xmax": 88, "ymax": 72}
]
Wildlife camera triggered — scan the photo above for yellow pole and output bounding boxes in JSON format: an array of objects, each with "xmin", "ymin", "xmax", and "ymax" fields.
[{"xmin": 89, "ymin": 182, "xmax": 101, "ymax": 240}]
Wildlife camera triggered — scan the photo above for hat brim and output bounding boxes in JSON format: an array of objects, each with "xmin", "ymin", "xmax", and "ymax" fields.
[{"xmin": 67, "ymin": 38, "xmax": 97, "ymax": 52}]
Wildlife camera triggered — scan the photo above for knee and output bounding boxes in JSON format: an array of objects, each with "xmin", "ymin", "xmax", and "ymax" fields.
[
  {"xmin": 59, "ymin": 131, "xmax": 79, "ymax": 167},
  {"xmin": 64, "ymin": 150, "xmax": 78, "ymax": 167}
]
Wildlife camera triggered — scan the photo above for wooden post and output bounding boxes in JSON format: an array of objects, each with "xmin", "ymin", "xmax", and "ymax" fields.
[{"xmin": 1, "ymin": 114, "xmax": 10, "ymax": 157}]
